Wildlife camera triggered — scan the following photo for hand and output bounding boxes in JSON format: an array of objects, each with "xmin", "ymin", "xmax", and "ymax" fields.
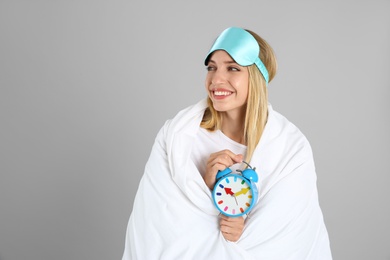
[
  {"xmin": 204, "ymin": 150, "xmax": 243, "ymax": 190},
  {"xmin": 220, "ymin": 215, "xmax": 245, "ymax": 242}
]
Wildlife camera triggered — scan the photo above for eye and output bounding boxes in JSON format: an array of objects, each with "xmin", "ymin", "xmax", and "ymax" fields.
[
  {"xmin": 228, "ymin": 66, "xmax": 240, "ymax": 72},
  {"xmin": 206, "ymin": 66, "xmax": 216, "ymax": 71}
]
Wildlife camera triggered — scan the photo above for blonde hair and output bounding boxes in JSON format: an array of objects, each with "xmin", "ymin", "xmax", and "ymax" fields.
[{"xmin": 201, "ymin": 29, "xmax": 278, "ymax": 162}]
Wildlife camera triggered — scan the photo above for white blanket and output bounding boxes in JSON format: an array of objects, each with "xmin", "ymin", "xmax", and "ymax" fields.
[{"xmin": 123, "ymin": 99, "xmax": 332, "ymax": 260}]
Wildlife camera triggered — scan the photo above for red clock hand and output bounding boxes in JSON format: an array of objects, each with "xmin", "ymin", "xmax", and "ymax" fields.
[{"xmin": 224, "ymin": 188, "xmax": 235, "ymax": 196}]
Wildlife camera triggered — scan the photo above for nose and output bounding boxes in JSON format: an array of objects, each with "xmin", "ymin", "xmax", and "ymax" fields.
[{"xmin": 210, "ymin": 69, "xmax": 226, "ymax": 85}]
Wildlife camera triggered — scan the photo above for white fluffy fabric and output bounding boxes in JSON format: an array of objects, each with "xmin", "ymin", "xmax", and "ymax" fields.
[{"xmin": 123, "ymin": 99, "xmax": 332, "ymax": 260}]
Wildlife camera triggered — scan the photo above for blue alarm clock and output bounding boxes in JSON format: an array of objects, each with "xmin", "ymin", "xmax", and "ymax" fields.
[{"xmin": 212, "ymin": 161, "xmax": 259, "ymax": 217}]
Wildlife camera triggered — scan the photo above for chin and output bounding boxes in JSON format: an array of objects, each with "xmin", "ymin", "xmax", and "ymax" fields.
[
  {"xmin": 212, "ymin": 104, "xmax": 237, "ymax": 113},
  {"xmin": 212, "ymin": 102, "xmax": 247, "ymax": 115},
  {"xmin": 211, "ymin": 103, "xmax": 229, "ymax": 112}
]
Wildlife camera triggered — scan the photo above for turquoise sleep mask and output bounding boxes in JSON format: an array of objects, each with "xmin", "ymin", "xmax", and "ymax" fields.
[{"xmin": 204, "ymin": 27, "xmax": 269, "ymax": 85}]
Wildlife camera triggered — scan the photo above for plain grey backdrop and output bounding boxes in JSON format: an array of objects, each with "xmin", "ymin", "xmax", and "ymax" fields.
[{"xmin": 1, "ymin": 0, "xmax": 389, "ymax": 259}]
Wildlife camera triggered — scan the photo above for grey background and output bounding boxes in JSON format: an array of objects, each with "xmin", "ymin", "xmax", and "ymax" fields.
[{"xmin": 0, "ymin": 0, "xmax": 389, "ymax": 259}]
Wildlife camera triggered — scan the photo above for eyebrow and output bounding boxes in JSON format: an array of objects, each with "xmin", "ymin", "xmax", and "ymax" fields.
[{"xmin": 208, "ymin": 59, "xmax": 238, "ymax": 65}]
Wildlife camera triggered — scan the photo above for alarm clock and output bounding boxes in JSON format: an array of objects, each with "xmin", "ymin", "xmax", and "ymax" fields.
[{"xmin": 212, "ymin": 161, "xmax": 258, "ymax": 217}]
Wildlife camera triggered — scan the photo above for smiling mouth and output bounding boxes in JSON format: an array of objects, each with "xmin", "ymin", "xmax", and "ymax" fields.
[{"xmin": 213, "ymin": 91, "xmax": 233, "ymax": 96}]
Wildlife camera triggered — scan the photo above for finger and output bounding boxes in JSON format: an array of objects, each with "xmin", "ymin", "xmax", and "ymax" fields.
[
  {"xmin": 204, "ymin": 163, "xmax": 228, "ymax": 189},
  {"xmin": 220, "ymin": 215, "xmax": 244, "ymax": 223},
  {"xmin": 207, "ymin": 154, "xmax": 233, "ymax": 169},
  {"xmin": 209, "ymin": 150, "xmax": 243, "ymax": 164},
  {"xmin": 233, "ymin": 153, "xmax": 244, "ymax": 163},
  {"xmin": 220, "ymin": 225, "xmax": 232, "ymax": 234},
  {"xmin": 209, "ymin": 162, "xmax": 230, "ymax": 172},
  {"xmin": 220, "ymin": 225, "xmax": 241, "ymax": 242},
  {"xmin": 207, "ymin": 153, "xmax": 239, "ymax": 171},
  {"xmin": 206, "ymin": 157, "xmax": 233, "ymax": 178},
  {"xmin": 220, "ymin": 219, "xmax": 244, "ymax": 229},
  {"xmin": 222, "ymin": 232, "xmax": 240, "ymax": 242}
]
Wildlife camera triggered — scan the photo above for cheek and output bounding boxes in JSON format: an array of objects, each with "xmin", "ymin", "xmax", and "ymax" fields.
[
  {"xmin": 244, "ymin": 79, "xmax": 250, "ymax": 94},
  {"xmin": 239, "ymin": 75, "xmax": 250, "ymax": 97},
  {"xmin": 234, "ymin": 78, "xmax": 249, "ymax": 96},
  {"xmin": 204, "ymin": 76, "xmax": 212, "ymax": 90}
]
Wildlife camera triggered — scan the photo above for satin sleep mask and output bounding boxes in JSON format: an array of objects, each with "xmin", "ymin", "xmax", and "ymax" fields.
[{"xmin": 204, "ymin": 27, "xmax": 269, "ymax": 85}]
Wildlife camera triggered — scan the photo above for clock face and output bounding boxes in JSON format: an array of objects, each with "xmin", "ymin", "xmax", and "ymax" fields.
[{"xmin": 212, "ymin": 174, "xmax": 255, "ymax": 217}]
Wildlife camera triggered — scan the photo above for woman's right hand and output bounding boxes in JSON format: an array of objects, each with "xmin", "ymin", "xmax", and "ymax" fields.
[{"xmin": 204, "ymin": 150, "xmax": 243, "ymax": 190}]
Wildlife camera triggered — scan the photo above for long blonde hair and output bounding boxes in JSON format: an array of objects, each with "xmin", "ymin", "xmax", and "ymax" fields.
[{"xmin": 201, "ymin": 29, "xmax": 278, "ymax": 162}]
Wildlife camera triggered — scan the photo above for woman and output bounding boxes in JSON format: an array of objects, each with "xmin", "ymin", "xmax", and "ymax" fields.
[{"xmin": 123, "ymin": 27, "xmax": 332, "ymax": 259}]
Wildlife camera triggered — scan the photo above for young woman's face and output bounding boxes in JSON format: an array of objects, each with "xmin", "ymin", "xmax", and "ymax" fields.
[{"xmin": 205, "ymin": 50, "xmax": 249, "ymax": 115}]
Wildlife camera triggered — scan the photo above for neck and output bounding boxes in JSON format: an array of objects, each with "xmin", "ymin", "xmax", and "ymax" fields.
[{"xmin": 220, "ymin": 109, "xmax": 246, "ymax": 145}]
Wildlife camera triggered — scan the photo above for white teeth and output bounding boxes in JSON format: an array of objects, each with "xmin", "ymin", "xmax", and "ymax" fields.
[{"xmin": 214, "ymin": 91, "xmax": 232, "ymax": 96}]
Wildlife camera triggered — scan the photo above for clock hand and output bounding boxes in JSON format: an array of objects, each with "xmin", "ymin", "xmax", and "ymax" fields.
[
  {"xmin": 233, "ymin": 187, "xmax": 250, "ymax": 197},
  {"xmin": 224, "ymin": 188, "xmax": 235, "ymax": 196},
  {"xmin": 223, "ymin": 187, "xmax": 238, "ymax": 205}
]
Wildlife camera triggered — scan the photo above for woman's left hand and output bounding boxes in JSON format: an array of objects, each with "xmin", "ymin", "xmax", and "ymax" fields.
[{"xmin": 220, "ymin": 215, "xmax": 245, "ymax": 242}]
